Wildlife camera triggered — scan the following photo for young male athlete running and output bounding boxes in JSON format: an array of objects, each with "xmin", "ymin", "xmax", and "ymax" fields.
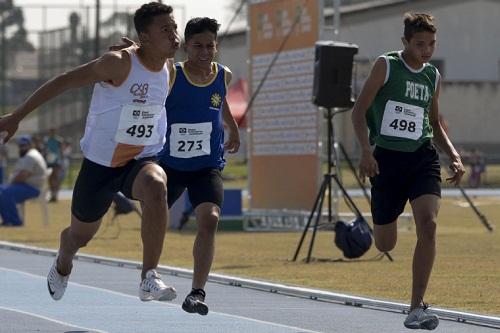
[
  {"xmin": 113, "ymin": 16, "xmax": 239, "ymax": 315},
  {"xmin": 161, "ymin": 17, "xmax": 239, "ymax": 315},
  {"xmin": 351, "ymin": 13, "xmax": 465, "ymax": 330},
  {"xmin": 0, "ymin": 2, "xmax": 181, "ymax": 303}
]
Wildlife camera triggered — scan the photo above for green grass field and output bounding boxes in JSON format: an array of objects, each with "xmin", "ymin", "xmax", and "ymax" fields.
[
  {"xmin": 1, "ymin": 195, "xmax": 499, "ymax": 316},
  {"xmin": 56, "ymin": 157, "xmax": 500, "ymax": 190}
]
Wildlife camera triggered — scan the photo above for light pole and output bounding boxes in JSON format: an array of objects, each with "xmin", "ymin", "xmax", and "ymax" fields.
[
  {"xmin": 0, "ymin": 10, "xmax": 7, "ymax": 115},
  {"xmin": 0, "ymin": 0, "xmax": 16, "ymax": 115},
  {"xmin": 94, "ymin": 0, "xmax": 100, "ymax": 59}
]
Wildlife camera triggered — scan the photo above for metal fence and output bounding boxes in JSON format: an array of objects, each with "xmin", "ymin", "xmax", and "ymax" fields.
[{"xmin": 1, "ymin": 2, "xmax": 185, "ymax": 154}]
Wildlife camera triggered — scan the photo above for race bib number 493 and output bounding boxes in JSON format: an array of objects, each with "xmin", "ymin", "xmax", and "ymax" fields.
[
  {"xmin": 170, "ymin": 122, "xmax": 212, "ymax": 158},
  {"xmin": 380, "ymin": 100, "xmax": 424, "ymax": 140},
  {"xmin": 115, "ymin": 104, "xmax": 163, "ymax": 145}
]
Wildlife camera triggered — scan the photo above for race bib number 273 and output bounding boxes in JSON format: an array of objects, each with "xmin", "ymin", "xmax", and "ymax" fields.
[{"xmin": 170, "ymin": 122, "xmax": 212, "ymax": 158}]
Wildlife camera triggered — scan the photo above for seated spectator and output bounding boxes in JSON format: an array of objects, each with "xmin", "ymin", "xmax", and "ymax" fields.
[{"xmin": 0, "ymin": 135, "xmax": 48, "ymax": 226}]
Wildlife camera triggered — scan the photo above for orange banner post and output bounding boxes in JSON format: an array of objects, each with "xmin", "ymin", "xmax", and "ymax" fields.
[{"xmin": 248, "ymin": 0, "xmax": 321, "ymax": 211}]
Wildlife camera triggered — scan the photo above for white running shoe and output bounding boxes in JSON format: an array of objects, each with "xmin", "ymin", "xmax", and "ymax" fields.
[
  {"xmin": 139, "ymin": 269, "xmax": 177, "ymax": 302},
  {"xmin": 404, "ymin": 304, "xmax": 439, "ymax": 330},
  {"xmin": 47, "ymin": 256, "xmax": 69, "ymax": 301}
]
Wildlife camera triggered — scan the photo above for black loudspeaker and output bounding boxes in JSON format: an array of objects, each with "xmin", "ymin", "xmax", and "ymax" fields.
[{"xmin": 312, "ymin": 41, "xmax": 359, "ymax": 108}]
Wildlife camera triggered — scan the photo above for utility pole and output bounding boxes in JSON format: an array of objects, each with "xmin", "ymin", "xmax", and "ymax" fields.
[
  {"xmin": 94, "ymin": 0, "xmax": 100, "ymax": 59},
  {"xmin": 333, "ymin": 0, "xmax": 340, "ymax": 36},
  {"xmin": 0, "ymin": 11, "xmax": 6, "ymax": 115}
]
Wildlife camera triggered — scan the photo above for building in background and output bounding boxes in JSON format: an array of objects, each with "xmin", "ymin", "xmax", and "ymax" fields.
[
  {"xmin": 3, "ymin": 0, "xmax": 500, "ymax": 162},
  {"xmin": 217, "ymin": 0, "xmax": 500, "ymax": 160}
]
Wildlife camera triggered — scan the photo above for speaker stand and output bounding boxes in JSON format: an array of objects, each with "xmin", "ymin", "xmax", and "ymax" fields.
[{"xmin": 292, "ymin": 107, "xmax": 393, "ymax": 263}]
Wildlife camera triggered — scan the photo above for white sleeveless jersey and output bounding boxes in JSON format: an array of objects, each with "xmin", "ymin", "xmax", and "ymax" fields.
[{"xmin": 80, "ymin": 49, "xmax": 169, "ymax": 167}]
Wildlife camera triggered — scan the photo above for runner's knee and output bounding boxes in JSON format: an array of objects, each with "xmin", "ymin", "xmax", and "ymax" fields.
[
  {"xmin": 416, "ymin": 218, "xmax": 437, "ymax": 242},
  {"xmin": 63, "ymin": 227, "xmax": 93, "ymax": 248},
  {"xmin": 197, "ymin": 212, "xmax": 219, "ymax": 234},
  {"xmin": 375, "ymin": 236, "xmax": 396, "ymax": 252},
  {"xmin": 373, "ymin": 222, "xmax": 397, "ymax": 252},
  {"xmin": 137, "ymin": 170, "xmax": 167, "ymax": 204}
]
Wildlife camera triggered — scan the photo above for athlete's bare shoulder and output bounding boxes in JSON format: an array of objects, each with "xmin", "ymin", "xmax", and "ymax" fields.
[
  {"xmin": 166, "ymin": 58, "xmax": 175, "ymax": 71},
  {"xmin": 222, "ymin": 64, "xmax": 232, "ymax": 86},
  {"xmin": 93, "ymin": 49, "xmax": 132, "ymax": 85},
  {"xmin": 363, "ymin": 56, "xmax": 388, "ymax": 90}
]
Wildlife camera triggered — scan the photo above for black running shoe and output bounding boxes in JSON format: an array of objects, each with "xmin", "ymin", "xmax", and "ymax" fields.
[{"xmin": 182, "ymin": 289, "xmax": 208, "ymax": 315}]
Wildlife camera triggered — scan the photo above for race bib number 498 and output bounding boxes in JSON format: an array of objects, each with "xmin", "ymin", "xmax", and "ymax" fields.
[
  {"xmin": 380, "ymin": 100, "xmax": 424, "ymax": 140},
  {"xmin": 115, "ymin": 104, "xmax": 163, "ymax": 145},
  {"xmin": 170, "ymin": 122, "xmax": 212, "ymax": 158}
]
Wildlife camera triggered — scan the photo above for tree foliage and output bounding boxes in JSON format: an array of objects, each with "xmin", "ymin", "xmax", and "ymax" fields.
[{"xmin": 1, "ymin": 2, "xmax": 35, "ymax": 57}]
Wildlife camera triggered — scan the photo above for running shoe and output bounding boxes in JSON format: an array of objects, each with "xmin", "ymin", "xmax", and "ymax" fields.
[
  {"xmin": 139, "ymin": 269, "xmax": 177, "ymax": 301},
  {"xmin": 404, "ymin": 303, "xmax": 439, "ymax": 330},
  {"xmin": 47, "ymin": 256, "xmax": 69, "ymax": 301},
  {"xmin": 182, "ymin": 288, "xmax": 208, "ymax": 315}
]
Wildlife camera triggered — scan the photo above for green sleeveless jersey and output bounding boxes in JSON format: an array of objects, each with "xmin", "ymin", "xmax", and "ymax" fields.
[{"xmin": 366, "ymin": 51, "xmax": 440, "ymax": 152}]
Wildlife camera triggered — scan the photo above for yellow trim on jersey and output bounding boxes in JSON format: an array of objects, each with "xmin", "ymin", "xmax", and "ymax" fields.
[
  {"xmin": 169, "ymin": 64, "xmax": 177, "ymax": 92},
  {"xmin": 223, "ymin": 66, "xmax": 232, "ymax": 92},
  {"xmin": 180, "ymin": 61, "xmax": 219, "ymax": 87}
]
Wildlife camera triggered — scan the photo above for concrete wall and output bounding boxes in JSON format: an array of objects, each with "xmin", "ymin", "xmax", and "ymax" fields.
[
  {"xmin": 221, "ymin": 0, "xmax": 500, "ymax": 83},
  {"xmin": 215, "ymin": 0, "xmax": 500, "ymax": 160},
  {"xmin": 342, "ymin": 82, "xmax": 500, "ymax": 161},
  {"xmin": 440, "ymin": 82, "xmax": 500, "ymax": 153},
  {"xmin": 218, "ymin": 30, "xmax": 248, "ymax": 83},
  {"xmin": 326, "ymin": 0, "xmax": 500, "ymax": 82}
]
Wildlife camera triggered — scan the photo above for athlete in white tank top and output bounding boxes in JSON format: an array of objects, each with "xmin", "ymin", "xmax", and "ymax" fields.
[
  {"xmin": 81, "ymin": 48, "xmax": 169, "ymax": 167},
  {"xmin": 0, "ymin": 2, "xmax": 182, "ymax": 303}
]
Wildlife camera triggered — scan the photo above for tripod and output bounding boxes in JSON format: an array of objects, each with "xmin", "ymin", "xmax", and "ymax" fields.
[
  {"xmin": 458, "ymin": 185, "xmax": 494, "ymax": 232},
  {"xmin": 440, "ymin": 157, "xmax": 494, "ymax": 232},
  {"xmin": 292, "ymin": 107, "xmax": 393, "ymax": 263}
]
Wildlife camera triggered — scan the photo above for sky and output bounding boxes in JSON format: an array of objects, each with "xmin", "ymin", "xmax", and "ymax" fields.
[{"xmin": 12, "ymin": 0, "xmax": 236, "ymax": 45}]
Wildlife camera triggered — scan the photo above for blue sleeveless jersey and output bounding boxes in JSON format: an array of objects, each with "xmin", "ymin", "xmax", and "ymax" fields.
[{"xmin": 158, "ymin": 62, "xmax": 227, "ymax": 171}]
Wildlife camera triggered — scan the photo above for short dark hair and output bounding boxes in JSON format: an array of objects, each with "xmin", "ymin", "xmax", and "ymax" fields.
[
  {"xmin": 403, "ymin": 12, "xmax": 436, "ymax": 41},
  {"xmin": 134, "ymin": 2, "xmax": 173, "ymax": 35},
  {"xmin": 184, "ymin": 17, "xmax": 220, "ymax": 42}
]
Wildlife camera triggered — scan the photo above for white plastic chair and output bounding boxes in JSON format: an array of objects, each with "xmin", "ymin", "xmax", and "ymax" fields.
[
  {"xmin": 17, "ymin": 168, "xmax": 51, "ymax": 226},
  {"xmin": 17, "ymin": 185, "xmax": 49, "ymax": 226}
]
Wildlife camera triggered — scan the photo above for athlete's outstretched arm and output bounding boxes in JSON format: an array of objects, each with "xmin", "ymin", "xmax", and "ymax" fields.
[
  {"xmin": 0, "ymin": 51, "xmax": 129, "ymax": 143},
  {"xmin": 351, "ymin": 57, "xmax": 386, "ymax": 181},
  {"xmin": 222, "ymin": 100, "xmax": 240, "ymax": 154},
  {"xmin": 222, "ymin": 69, "xmax": 240, "ymax": 154},
  {"xmin": 428, "ymin": 79, "xmax": 465, "ymax": 185}
]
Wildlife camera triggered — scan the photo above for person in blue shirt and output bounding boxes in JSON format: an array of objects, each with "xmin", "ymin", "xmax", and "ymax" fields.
[
  {"xmin": 159, "ymin": 17, "xmax": 240, "ymax": 315},
  {"xmin": 115, "ymin": 16, "xmax": 240, "ymax": 316}
]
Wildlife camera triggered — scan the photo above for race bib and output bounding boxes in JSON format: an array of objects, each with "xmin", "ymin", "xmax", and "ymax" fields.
[
  {"xmin": 380, "ymin": 100, "xmax": 424, "ymax": 140},
  {"xmin": 115, "ymin": 104, "xmax": 163, "ymax": 145},
  {"xmin": 170, "ymin": 122, "xmax": 212, "ymax": 158}
]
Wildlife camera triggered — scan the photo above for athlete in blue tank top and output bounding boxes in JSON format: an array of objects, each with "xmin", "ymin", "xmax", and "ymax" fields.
[
  {"xmin": 158, "ymin": 17, "xmax": 240, "ymax": 316},
  {"xmin": 157, "ymin": 61, "xmax": 228, "ymax": 170}
]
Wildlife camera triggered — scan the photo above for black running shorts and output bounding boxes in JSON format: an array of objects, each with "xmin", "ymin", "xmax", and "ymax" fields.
[
  {"xmin": 160, "ymin": 164, "xmax": 224, "ymax": 209},
  {"xmin": 71, "ymin": 157, "xmax": 157, "ymax": 222},
  {"xmin": 369, "ymin": 141, "xmax": 441, "ymax": 225}
]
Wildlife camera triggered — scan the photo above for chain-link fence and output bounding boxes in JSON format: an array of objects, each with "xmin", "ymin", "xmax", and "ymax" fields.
[{"xmin": 0, "ymin": 2, "xmax": 185, "ymax": 186}]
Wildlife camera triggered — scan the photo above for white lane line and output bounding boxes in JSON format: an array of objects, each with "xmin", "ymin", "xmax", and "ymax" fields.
[
  {"xmin": 0, "ymin": 267, "xmax": 323, "ymax": 333},
  {"xmin": 0, "ymin": 306, "xmax": 109, "ymax": 333}
]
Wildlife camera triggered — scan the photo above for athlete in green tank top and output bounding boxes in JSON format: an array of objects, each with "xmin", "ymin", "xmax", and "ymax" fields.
[
  {"xmin": 366, "ymin": 51, "xmax": 439, "ymax": 152},
  {"xmin": 351, "ymin": 12, "xmax": 466, "ymax": 330}
]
